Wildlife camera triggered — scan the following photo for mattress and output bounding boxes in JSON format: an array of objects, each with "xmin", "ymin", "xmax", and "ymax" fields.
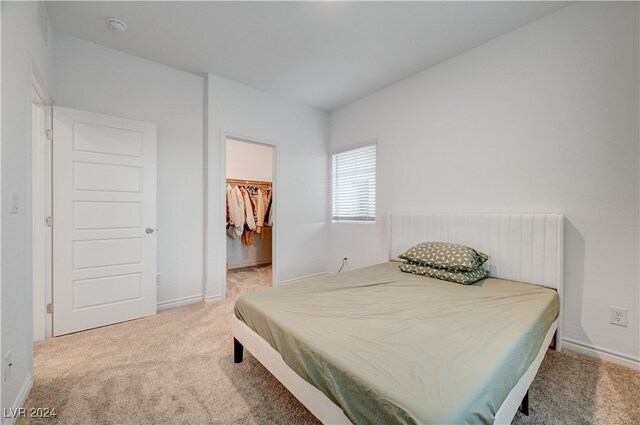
[{"xmin": 234, "ymin": 262, "xmax": 559, "ymax": 424}]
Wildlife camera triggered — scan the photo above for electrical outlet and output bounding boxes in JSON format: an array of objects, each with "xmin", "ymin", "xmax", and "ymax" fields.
[
  {"xmin": 610, "ymin": 307, "xmax": 628, "ymax": 327},
  {"xmin": 156, "ymin": 274, "xmax": 161, "ymax": 286},
  {"xmin": 4, "ymin": 351, "xmax": 12, "ymax": 381}
]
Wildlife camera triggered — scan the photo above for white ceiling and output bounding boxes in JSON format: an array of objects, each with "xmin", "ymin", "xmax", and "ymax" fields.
[{"xmin": 46, "ymin": 1, "xmax": 570, "ymax": 111}]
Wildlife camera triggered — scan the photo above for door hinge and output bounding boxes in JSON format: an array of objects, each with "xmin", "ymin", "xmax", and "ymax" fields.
[
  {"xmin": 45, "ymin": 129, "xmax": 53, "ymax": 142},
  {"xmin": 45, "ymin": 216, "xmax": 53, "ymax": 227},
  {"xmin": 46, "ymin": 303, "xmax": 53, "ymax": 314}
]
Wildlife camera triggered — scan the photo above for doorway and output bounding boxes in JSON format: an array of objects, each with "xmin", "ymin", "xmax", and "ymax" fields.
[{"xmin": 224, "ymin": 137, "xmax": 276, "ymax": 299}]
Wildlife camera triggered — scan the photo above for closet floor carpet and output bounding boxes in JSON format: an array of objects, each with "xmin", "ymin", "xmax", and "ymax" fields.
[{"xmin": 20, "ymin": 265, "xmax": 639, "ymax": 425}]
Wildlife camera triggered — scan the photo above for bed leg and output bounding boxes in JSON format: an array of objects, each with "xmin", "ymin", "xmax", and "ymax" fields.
[
  {"xmin": 519, "ymin": 390, "xmax": 529, "ymax": 416},
  {"xmin": 234, "ymin": 338, "xmax": 244, "ymax": 363}
]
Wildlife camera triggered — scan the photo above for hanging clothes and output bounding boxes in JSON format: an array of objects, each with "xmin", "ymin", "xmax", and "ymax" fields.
[
  {"xmin": 241, "ymin": 228, "xmax": 254, "ymax": 246},
  {"xmin": 251, "ymin": 188, "xmax": 266, "ymax": 234},
  {"xmin": 265, "ymin": 189, "xmax": 274, "ymax": 227},
  {"xmin": 241, "ymin": 187, "xmax": 256, "ymax": 231},
  {"xmin": 261, "ymin": 189, "xmax": 270, "ymax": 221},
  {"xmin": 227, "ymin": 184, "xmax": 244, "ymax": 239},
  {"xmin": 239, "ymin": 187, "xmax": 255, "ymax": 246},
  {"xmin": 226, "ymin": 186, "xmax": 230, "ymax": 224},
  {"xmin": 267, "ymin": 200, "xmax": 274, "ymax": 227},
  {"xmin": 225, "ymin": 180, "xmax": 272, "ymax": 244}
]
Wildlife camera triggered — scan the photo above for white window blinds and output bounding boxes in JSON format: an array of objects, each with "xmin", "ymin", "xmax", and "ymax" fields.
[{"xmin": 331, "ymin": 143, "xmax": 376, "ymax": 222}]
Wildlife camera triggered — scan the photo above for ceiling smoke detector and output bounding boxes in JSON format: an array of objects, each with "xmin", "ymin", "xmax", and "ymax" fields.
[{"xmin": 106, "ymin": 18, "xmax": 127, "ymax": 33}]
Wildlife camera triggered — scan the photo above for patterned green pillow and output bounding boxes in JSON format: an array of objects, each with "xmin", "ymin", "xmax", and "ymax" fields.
[
  {"xmin": 398, "ymin": 242, "xmax": 488, "ymax": 272},
  {"xmin": 399, "ymin": 262, "xmax": 489, "ymax": 285}
]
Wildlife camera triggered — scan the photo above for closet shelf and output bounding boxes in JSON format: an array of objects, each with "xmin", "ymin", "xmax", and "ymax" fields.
[{"xmin": 227, "ymin": 178, "xmax": 272, "ymax": 186}]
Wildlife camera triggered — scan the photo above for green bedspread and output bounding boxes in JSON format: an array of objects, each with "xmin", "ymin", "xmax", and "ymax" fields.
[{"xmin": 234, "ymin": 262, "xmax": 559, "ymax": 424}]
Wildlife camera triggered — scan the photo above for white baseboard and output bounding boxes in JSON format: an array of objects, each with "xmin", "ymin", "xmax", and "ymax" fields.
[
  {"xmin": 157, "ymin": 295, "xmax": 203, "ymax": 311},
  {"xmin": 3, "ymin": 373, "xmax": 34, "ymax": 425},
  {"xmin": 204, "ymin": 294, "xmax": 223, "ymax": 303},
  {"xmin": 279, "ymin": 271, "xmax": 331, "ymax": 285},
  {"xmin": 228, "ymin": 258, "xmax": 272, "ymax": 270},
  {"xmin": 562, "ymin": 337, "xmax": 640, "ymax": 370}
]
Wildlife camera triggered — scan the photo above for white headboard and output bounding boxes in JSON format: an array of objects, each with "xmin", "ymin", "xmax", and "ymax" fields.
[{"xmin": 389, "ymin": 214, "xmax": 564, "ymax": 290}]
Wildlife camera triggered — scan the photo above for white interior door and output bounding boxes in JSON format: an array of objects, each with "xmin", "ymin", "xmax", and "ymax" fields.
[{"xmin": 53, "ymin": 106, "xmax": 157, "ymax": 336}]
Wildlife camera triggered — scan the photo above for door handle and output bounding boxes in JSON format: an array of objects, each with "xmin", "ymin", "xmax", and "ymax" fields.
[{"xmin": 146, "ymin": 227, "xmax": 155, "ymax": 234}]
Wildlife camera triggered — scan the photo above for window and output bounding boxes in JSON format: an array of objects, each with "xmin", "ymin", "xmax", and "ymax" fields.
[{"xmin": 331, "ymin": 143, "xmax": 376, "ymax": 222}]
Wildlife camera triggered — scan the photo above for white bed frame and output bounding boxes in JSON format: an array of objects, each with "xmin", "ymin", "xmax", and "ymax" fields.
[{"xmin": 232, "ymin": 213, "xmax": 564, "ymax": 424}]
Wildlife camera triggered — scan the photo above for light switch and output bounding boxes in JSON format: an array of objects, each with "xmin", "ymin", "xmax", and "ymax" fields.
[{"xmin": 9, "ymin": 192, "xmax": 18, "ymax": 214}]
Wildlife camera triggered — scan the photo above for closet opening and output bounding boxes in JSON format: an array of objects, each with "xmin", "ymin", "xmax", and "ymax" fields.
[{"xmin": 224, "ymin": 137, "xmax": 276, "ymax": 299}]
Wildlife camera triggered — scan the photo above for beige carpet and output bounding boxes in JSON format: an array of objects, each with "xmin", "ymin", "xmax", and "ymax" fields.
[{"xmin": 20, "ymin": 265, "xmax": 639, "ymax": 424}]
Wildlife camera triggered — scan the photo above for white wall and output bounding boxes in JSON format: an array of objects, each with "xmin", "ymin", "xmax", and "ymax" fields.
[
  {"xmin": 226, "ymin": 139, "xmax": 273, "ymax": 269},
  {"xmin": 329, "ymin": 2, "xmax": 639, "ymax": 363},
  {"xmin": 226, "ymin": 227, "xmax": 273, "ymax": 270},
  {"xmin": 207, "ymin": 74, "xmax": 329, "ymax": 299},
  {"xmin": 53, "ymin": 33, "xmax": 205, "ymax": 309},
  {"xmin": 227, "ymin": 138, "xmax": 273, "ymax": 182},
  {"xmin": 1, "ymin": 1, "xmax": 54, "ymax": 418}
]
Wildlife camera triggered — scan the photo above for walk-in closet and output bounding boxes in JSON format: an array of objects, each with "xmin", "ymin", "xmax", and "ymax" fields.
[{"xmin": 226, "ymin": 138, "xmax": 274, "ymax": 296}]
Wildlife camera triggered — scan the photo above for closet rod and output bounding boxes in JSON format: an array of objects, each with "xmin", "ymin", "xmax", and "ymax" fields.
[{"xmin": 226, "ymin": 178, "xmax": 272, "ymax": 186}]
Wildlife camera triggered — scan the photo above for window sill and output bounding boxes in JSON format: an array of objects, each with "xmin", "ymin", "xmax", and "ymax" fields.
[{"xmin": 332, "ymin": 220, "xmax": 376, "ymax": 225}]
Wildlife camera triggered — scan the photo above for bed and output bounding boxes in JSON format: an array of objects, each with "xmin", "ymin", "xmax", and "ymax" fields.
[{"xmin": 232, "ymin": 214, "xmax": 564, "ymax": 424}]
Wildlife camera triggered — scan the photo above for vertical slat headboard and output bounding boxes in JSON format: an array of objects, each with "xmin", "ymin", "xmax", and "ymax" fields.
[{"xmin": 389, "ymin": 214, "xmax": 564, "ymax": 290}]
